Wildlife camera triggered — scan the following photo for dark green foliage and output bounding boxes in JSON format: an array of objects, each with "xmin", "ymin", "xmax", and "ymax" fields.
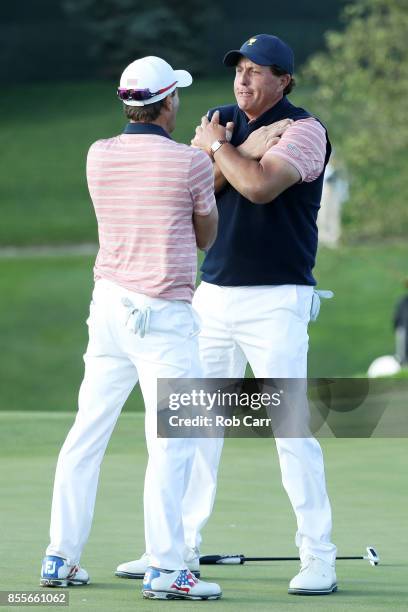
[
  {"xmin": 62, "ymin": 0, "xmax": 220, "ymax": 75},
  {"xmin": 303, "ymin": 0, "xmax": 408, "ymax": 240}
]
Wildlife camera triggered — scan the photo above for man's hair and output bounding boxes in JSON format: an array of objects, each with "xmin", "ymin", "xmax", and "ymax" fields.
[
  {"xmin": 123, "ymin": 99, "xmax": 166, "ymax": 122},
  {"xmin": 123, "ymin": 90, "xmax": 176, "ymax": 122},
  {"xmin": 270, "ymin": 65, "xmax": 296, "ymax": 95}
]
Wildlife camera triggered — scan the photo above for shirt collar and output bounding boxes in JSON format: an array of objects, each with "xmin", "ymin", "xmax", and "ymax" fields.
[{"xmin": 123, "ymin": 123, "xmax": 172, "ymax": 139}]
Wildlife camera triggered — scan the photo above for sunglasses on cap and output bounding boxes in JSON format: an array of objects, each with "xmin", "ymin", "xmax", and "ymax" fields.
[{"xmin": 117, "ymin": 81, "xmax": 177, "ymax": 101}]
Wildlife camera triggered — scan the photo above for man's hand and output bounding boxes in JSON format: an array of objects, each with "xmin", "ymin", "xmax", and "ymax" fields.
[
  {"xmin": 239, "ymin": 119, "xmax": 293, "ymax": 160},
  {"xmin": 191, "ymin": 111, "xmax": 234, "ymax": 154}
]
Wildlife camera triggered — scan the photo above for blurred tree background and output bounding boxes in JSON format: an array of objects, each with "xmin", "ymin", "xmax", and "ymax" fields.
[
  {"xmin": 303, "ymin": 0, "xmax": 408, "ymax": 241},
  {"xmin": 2, "ymin": 0, "xmax": 406, "ymax": 243},
  {"xmin": 61, "ymin": 0, "xmax": 220, "ymax": 76},
  {"xmin": 1, "ymin": 0, "xmax": 408, "ymax": 409},
  {"xmin": 1, "ymin": 0, "xmax": 347, "ymax": 81}
]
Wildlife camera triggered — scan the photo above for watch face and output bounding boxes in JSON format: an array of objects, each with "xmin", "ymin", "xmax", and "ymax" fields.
[
  {"xmin": 211, "ymin": 140, "xmax": 225, "ymax": 153},
  {"xmin": 210, "ymin": 139, "xmax": 226, "ymax": 156}
]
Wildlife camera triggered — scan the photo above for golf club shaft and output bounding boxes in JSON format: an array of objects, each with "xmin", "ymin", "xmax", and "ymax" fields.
[
  {"xmin": 199, "ymin": 554, "xmax": 365, "ymax": 565},
  {"xmin": 245, "ymin": 556, "xmax": 364, "ymax": 561}
]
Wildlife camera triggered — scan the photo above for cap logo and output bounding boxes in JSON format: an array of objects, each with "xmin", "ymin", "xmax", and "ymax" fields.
[{"xmin": 247, "ymin": 38, "xmax": 257, "ymax": 46}]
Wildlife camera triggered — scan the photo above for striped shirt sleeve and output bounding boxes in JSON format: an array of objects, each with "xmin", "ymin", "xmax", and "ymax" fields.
[
  {"xmin": 189, "ymin": 148, "xmax": 216, "ymax": 215},
  {"xmin": 264, "ymin": 118, "xmax": 327, "ymax": 182}
]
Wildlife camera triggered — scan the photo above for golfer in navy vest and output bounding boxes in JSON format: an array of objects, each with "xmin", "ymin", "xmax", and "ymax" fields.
[{"xmin": 118, "ymin": 34, "xmax": 338, "ymax": 596}]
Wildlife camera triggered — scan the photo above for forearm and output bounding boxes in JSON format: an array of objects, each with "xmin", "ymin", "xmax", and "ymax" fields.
[
  {"xmin": 213, "ymin": 144, "xmax": 271, "ymax": 203},
  {"xmin": 214, "ymin": 162, "xmax": 228, "ymax": 193},
  {"xmin": 193, "ymin": 207, "xmax": 218, "ymax": 250},
  {"xmin": 213, "ymin": 142, "xmax": 251, "ymax": 192}
]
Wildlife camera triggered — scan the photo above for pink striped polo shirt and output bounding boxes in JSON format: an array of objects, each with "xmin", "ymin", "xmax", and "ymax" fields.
[
  {"xmin": 86, "ymin": 124, "xmax": 216, "ymax": 302},
  {"xmin": 264, "ymin": 118, "xmax": 326, "ymax": 182}
]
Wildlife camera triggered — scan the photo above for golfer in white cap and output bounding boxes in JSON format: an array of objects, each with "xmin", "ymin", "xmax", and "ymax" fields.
[{"xmin": 40, "ymin": 56, "xmax": 221, "ymax": 601}]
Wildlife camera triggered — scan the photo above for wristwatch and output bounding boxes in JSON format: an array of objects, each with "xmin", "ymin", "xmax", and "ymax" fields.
[{"xmin": 210, "ymin": 139, "xmax": 227, "ymax": 156}]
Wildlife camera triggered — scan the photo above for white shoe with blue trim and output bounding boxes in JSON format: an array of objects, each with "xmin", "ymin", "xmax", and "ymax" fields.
[{"xmin": 40, "ymin": 555, "xmax": 90, "ymax": 588}]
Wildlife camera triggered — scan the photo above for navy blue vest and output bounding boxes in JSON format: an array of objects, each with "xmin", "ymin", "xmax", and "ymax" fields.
[{"xmin": 201, "ymin": 96, "xmax": 331, "ymax": 286}]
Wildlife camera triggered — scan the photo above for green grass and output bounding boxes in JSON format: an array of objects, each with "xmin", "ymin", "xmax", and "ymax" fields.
[
  {"xmin": 1, "ymin": 243, "xmax": 407, "ymax": 412},
  {"xmin": 0, "ymin": 411, "xmax": 407, "ymax": 611},
  {"xmin": 308, "ymin": 242, "xmax": 408, "ymax": 376},
  {"xmin": 0, "ymin": 255, "xmax": 143, "ymax": 413}
]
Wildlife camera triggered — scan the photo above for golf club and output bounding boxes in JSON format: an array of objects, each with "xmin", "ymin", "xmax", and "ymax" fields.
[{"xmin": 200, "ymin": 546, "xmax": 379, "ymax": 567}]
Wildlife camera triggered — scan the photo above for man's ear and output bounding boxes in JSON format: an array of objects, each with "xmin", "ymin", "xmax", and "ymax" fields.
[
  {"xmin": 280, "ymin": 74, "xmax": 291, "ymax": 91},
  {"xmin": 162, "ymin": 93, "xmax": 173, "ymax": 112}
]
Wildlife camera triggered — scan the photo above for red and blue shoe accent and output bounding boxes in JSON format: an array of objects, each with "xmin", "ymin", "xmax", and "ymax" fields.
[{"xmin": 142, "ymin": 566, "xmax": 221, "ymax": 600}]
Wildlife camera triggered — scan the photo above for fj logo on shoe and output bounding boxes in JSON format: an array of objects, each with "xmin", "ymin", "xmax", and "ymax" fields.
[{"xmin": 45, "ymin": 561, "xmax": 56, "ymax": 574}]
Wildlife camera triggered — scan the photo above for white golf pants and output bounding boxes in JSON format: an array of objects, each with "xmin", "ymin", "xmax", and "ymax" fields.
[
  {"xmin": 182, "ymin": 282, "xmax": 337, "ymax": 564},
  {"xmin": 46, "ymin": 279, "xmax": 201, "ymax": 570}
]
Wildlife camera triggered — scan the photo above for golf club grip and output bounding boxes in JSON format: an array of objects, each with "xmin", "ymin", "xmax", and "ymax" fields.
[{"xmin": 199, "ymin": 555, "xmax": 244, "ymax": 565}]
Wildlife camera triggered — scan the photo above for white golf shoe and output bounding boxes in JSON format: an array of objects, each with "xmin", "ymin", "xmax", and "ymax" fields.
[
  {"xmin": 40, "ymin": 555, "xmax": 90, "ymax": 588},
  {"xmin": 116, "ymin": 551, "xmax": 200, "ymax": 579},
  {"xmin": 142, "ymin": 567, "xmax": 221, "ymax": 600},
  {"xmin": 288, "ymin": 555, "xmax": 337, "ymax": 595}
]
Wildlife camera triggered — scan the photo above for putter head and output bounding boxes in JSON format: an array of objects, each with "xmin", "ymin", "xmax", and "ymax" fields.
[{"xmin": 365, "ymin": 546, "xmax": 380, "ymax": 566}]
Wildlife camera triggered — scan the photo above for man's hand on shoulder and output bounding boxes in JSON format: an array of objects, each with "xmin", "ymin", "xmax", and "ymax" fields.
[
  {"xmin": 263, "ymin": 118, "xmax": 327, "ymax": 184},
  {"xmin": 239, "ymin": 119, "xmax": 293, "ymax": 160}
]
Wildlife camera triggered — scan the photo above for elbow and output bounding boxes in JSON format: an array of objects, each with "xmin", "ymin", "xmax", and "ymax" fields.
[
  {"xmin": 197, "ymin": 240, "xmax": 213, "ymax": 252},
  {"xmin": 196, "ymin": 238, "xmax": 208, "ymax": 251},
  {"xmin": 250, "ymin": 191, "xmax": 272, "ymax": 204},
  {"xmin": 239, "ymin": 181, "xmax": 260, "ymax": 203},
  {"xmin": 238, "ymin": 175, "xmax": 277, "ymax": 204},
  {"xmin": 196, "ymin": 231, "xmax": 217, "ymax": 251},
  {"xmin": 244, "ymin": 184, "xmax": 276, "ymax": 205}
]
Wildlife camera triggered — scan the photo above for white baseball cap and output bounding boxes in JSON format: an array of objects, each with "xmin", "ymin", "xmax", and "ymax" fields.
[{"xmin": 118, "ymin": 56, "xmax": 193, "ymax": 106}]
